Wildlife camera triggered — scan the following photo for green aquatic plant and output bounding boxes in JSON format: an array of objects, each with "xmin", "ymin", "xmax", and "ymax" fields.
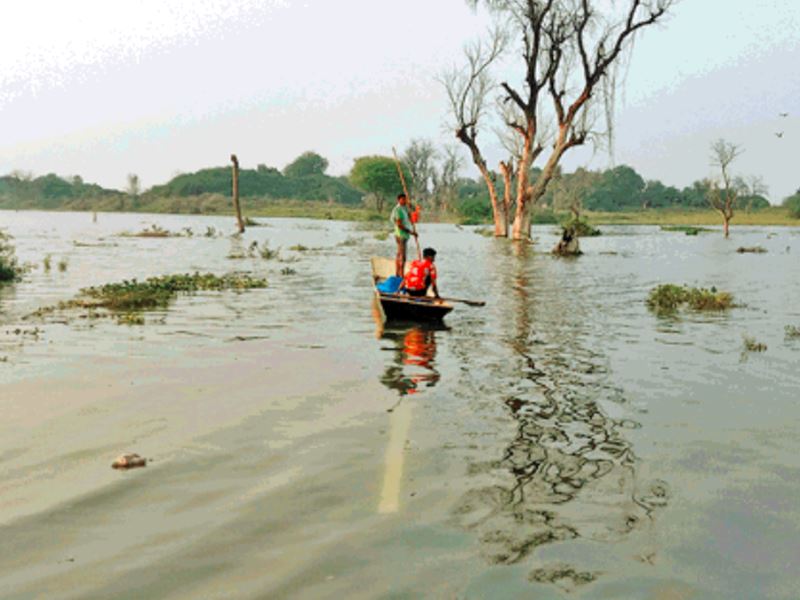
[
  {"xmin": 742, "ymin": 335, "xmax": 767, "ymax": 353},
  {"xmin": 280, "ymin": 267, "xmax": 296, "ymax": 275},
  {"xmin": 373, "ymin": 232, "xmax": 389, "ymax": 241},
  {"xmin": 71, "ymin": 273, "xmax": 268, "ymax": 312},
  {"xmin": 0, "ymin": 231, "xmax": 22, "ymax": 283},
  {"xmin": 559, "ymin": 216, "xmax": 601, "ymax": 237},
  {"xmin": 43, "ymin": 254, "xmax": 52, "ymax": 272},
  {"xmin": 258, "ymin": 242, "xmax": 280, "ymax": 260},
  {"xmin": 647, "ymin": 284, "xmax": 734, "ymax": 313},
  {"xmin": 57, "ymin": 258, "xmax": 69, "ymax": 272},
  {"xmin": 784, "ymin": 325, "xmax": 800, "ymax": 339},
  {"xmin": 117, "ymin": 313, "xmax": 145, "ymax": 326},
  {"xmin": 660, "ymin": 225, "xmax": 710, "ymax": 235},
  {"xmin": 289, "ymin": 244, "xmax": 309, "ymax": 252}
]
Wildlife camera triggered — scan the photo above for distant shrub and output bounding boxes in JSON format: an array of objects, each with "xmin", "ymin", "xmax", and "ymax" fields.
[
  {"xmin": 783, "ymin": 193, "xmax": 800, "ymax": 218},
  {"xmin": 647, "ymin": 284, "xmax": 734, "ymax": 313}
]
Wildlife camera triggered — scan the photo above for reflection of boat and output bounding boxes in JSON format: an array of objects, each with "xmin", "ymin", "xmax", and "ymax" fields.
[
  {"xmin": 379, "ymin": 324, "xmax": 442, "ymax": 397},
  {"xmin": 371, "ymin": 257, "xmax": 454, "ymax": 322}
]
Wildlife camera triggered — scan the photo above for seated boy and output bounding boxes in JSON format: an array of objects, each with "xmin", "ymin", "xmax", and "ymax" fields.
[{"xmin": 402, "ymin": 247, "xmax": 440, "ymax": 298}]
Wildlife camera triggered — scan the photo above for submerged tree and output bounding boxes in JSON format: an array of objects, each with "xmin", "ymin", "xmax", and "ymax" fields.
[
  {"xmin": 459, "ymin": 0, "xmax": 673, "ymax": 240},
  {"xmin": 706, "ymin": 139, "xmax": 743, "ymax": 238}
]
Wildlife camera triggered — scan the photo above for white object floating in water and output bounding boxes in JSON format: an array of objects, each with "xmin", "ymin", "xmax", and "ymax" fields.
[{"xmin": 112, "ymin": 453, "xmax": 147, "ymax": 470}]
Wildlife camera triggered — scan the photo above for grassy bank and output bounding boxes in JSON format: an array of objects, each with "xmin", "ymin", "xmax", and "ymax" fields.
[
  {"xmin": 585, "ymin": 207, "xmax": 797, "ymax": 226},
  {"xmin": 2, "ymin": 197, "xmax": 798, "ymax": 226}
]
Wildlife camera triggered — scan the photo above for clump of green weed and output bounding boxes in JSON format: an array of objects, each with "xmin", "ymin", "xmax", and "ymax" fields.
[
  {"xmin": 647, "ymin": 284, "xmax": 734, "ymax": 313},
  {"xmin": 784, "ymin": 325, "xmax": 800, "ymax": 339},
  {"xmin": 736, "ymin": 246, "xmax": 767, "ymax": 254},
  {"xmin": 57, "ymin": 258, "xmax": 68, "ymax": 272},
  {"xmin": 559, "ymin": 216, "xmax": 601, "ymax": 237},
  {"xmin": 742, "ymin": 335, "xmax": 767, "ymax": 352},
  {"xmin": 660, "ymin": 225, "xmax": 710, "ymax": 236},
  {"xmin": 289, "ymin": 244, "xmax": 309, "ymax": 252},
  {"xmin": 374, "ymin": 232, "xmax": 389, "ymax": 241},
  {"xmin": 43, "ymin": 254, "xmax": 52, "ymax": 272},
  {"xmin": 0, "ymin": 231, "xmax": 22, "ymax": 283},
  {"xmin": 67, "ymin": 272, "xmax": 268, "ymax": 312},
  {"xmin": 258, "ymin": 242, "xmax": 279, "ymax": 260},
  {"xmin": 474, "ymin": 227, "xmax": 494, "ymax": 237},
  {"xmin": 117, "ymin": 313, "xmax": 145, "ymax": 326},
  {"xmin": 280, "ymin": 267, "xmax": 296, "ymax": 275}
]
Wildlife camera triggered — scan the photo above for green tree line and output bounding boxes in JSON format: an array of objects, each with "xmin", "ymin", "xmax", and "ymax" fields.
[{"xmin": 0, "ymin": 150, "xmax": 786, "ymax": 222}]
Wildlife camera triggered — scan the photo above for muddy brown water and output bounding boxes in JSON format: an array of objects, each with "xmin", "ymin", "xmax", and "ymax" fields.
[{"xmin": 1, "ymin": 210, "xmax": 800, "ymax": 599}]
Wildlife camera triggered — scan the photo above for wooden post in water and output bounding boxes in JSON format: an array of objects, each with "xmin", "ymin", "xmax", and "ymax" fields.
[{"xmin": 231, "ymin": 154, "xmax": 245, "ymax": 234}]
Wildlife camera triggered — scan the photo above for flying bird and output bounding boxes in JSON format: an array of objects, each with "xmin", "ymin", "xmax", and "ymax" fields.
[
  {"xmin": 779, "ymin": 112, "xmax": 789, "ymax": 117},
  {"xmin": 775, "ymin": 132, "xmax": 784, "ymax": 138}
]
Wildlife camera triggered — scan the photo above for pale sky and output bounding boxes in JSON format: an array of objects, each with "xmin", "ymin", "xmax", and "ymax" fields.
[{"xmin": 0, "ymin": 0, "xmax": 798, "ymax": 202}]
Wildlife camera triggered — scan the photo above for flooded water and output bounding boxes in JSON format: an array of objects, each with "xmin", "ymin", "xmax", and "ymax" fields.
[{"xmin": 1, "ymin": 210, "xmax": 799, "ymax": 599}]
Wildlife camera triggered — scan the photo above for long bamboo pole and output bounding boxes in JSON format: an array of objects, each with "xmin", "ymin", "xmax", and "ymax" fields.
[
  {"xmin": 392, "ymin": 147, "xmax": 421, "ymax": 260},
  {"xmin": 231, "ymin": 154, "xmax": 245, "ymax": 234}
]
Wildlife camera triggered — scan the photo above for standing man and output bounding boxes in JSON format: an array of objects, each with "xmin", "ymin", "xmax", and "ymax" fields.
[{"xmin": 390, "ymin": 193, "xmax": 417, "ymax": 277}]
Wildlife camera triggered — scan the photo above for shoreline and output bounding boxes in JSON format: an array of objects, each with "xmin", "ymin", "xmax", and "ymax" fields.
[{"xmin": 2, "ymin": 205, "xmax": 798, "ymax": 227}]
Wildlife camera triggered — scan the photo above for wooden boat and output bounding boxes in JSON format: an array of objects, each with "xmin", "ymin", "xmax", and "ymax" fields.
[{"xmin": 371, "ymin": 257, "xmax": 454, "ymax": 322}]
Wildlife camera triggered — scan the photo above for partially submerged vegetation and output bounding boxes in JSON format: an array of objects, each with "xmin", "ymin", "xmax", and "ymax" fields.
[
  {"xmin": 647, "ymin": 284, "xmax": 734, "ymax": 313},
  {"xmin": 560, "ymin": 216, "xmax": 601, "ymax": 237},
  {"xmin": 742, "ymin": 335, "xmax": 767, "ymax": 353},
  {"xmin": 736, "ymin": 246, "xmax": 767, "ymax": 254},
  {"xmin": 0, "ymin": 231, "xmax": 22, "ymax": 283},
  {"xmin": 784, "ymin": 325, "xmax": 800, "ymax": 339},
  {"xmin": 28, "ymin": 273, "xmax": 267, "ymax": 322},
  {"xmin": 660, "ymin": 225, "xmax": 710, "ymax": 235},
  {"xmin": 227, "ymin": 241, "xmax": 279, "ymax": 260}
]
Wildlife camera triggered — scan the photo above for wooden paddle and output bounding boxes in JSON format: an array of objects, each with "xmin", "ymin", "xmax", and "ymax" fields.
[{"xmin": 392, "ymin": 146, "xmax": 421, "ymax": 261}]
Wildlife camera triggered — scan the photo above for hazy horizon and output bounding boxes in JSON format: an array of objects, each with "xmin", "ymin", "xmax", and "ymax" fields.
[{"xmin": 1, "ymin": 0, "xmax": 798, "ymax": 202}]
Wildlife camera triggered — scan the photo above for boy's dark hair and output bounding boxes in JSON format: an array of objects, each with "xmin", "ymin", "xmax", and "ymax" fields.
[
  {"xmin": 397, "ymin": 193, "xmax": 407, "ymax": 200},
  {"xmin": 423, "ymin": 247, "xmax": 437, "ymax": 258}
]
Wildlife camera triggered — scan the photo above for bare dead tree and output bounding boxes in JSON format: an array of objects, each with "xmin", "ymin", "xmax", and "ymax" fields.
[
  {"xmin": 403, "ymin": 139, "xmax": 439, "ymax": 209},
  {"xmin": 471, "ymin": 0, "xmax": 673, "ymax": 240},
  {"xmin": 441, "ymin": 29, "xmax": 508, "ymax": 236},
  {"xmin": 433, "ymin": 145, "xmax": 464, "ymax": 214},
  {"xmin": 707, "ymin": 139, "xmax": 743, "ymax": 238}
]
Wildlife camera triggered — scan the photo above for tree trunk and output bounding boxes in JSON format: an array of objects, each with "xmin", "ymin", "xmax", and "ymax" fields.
[
  {"xmin": 457, "ymin": 130, "xmax": 506, "ymax": 237},
  {"xmin": 723, "ymin": 215, "xmax": 730, "ymax": 238},
  {"xmin": 231, "ymin": 154, "xmax": 245, "ymax": 234},
  {"xmin": 498, "ymin": 160, "xmax": 514, "ymax": 238},
  {"xmin": 477, "ymin": 167, "xmax": 505, "ymax": 237}
]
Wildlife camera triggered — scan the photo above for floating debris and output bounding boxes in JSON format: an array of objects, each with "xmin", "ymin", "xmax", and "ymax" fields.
[
  {"xmin": 736, "ymin": 246, "xmax": 767, "ymax": 254},
  {"xmin": 112, "ymin": 453, "xmax": 147, "ymax": 470}
]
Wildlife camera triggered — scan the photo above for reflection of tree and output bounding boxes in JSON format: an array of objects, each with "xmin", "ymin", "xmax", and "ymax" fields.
[
  {"xmin": 379, "ymin": 326, "xmax": 440, "ymax": 398},
  {"xmin": 453, "ymin": 244, "xmax": 669, "ymax": 582}
]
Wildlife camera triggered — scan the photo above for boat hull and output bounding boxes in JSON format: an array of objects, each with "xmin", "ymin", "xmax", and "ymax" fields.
[{"xmin": 377, "ymin": 292, "xmax": 453, "ymax": 322}]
